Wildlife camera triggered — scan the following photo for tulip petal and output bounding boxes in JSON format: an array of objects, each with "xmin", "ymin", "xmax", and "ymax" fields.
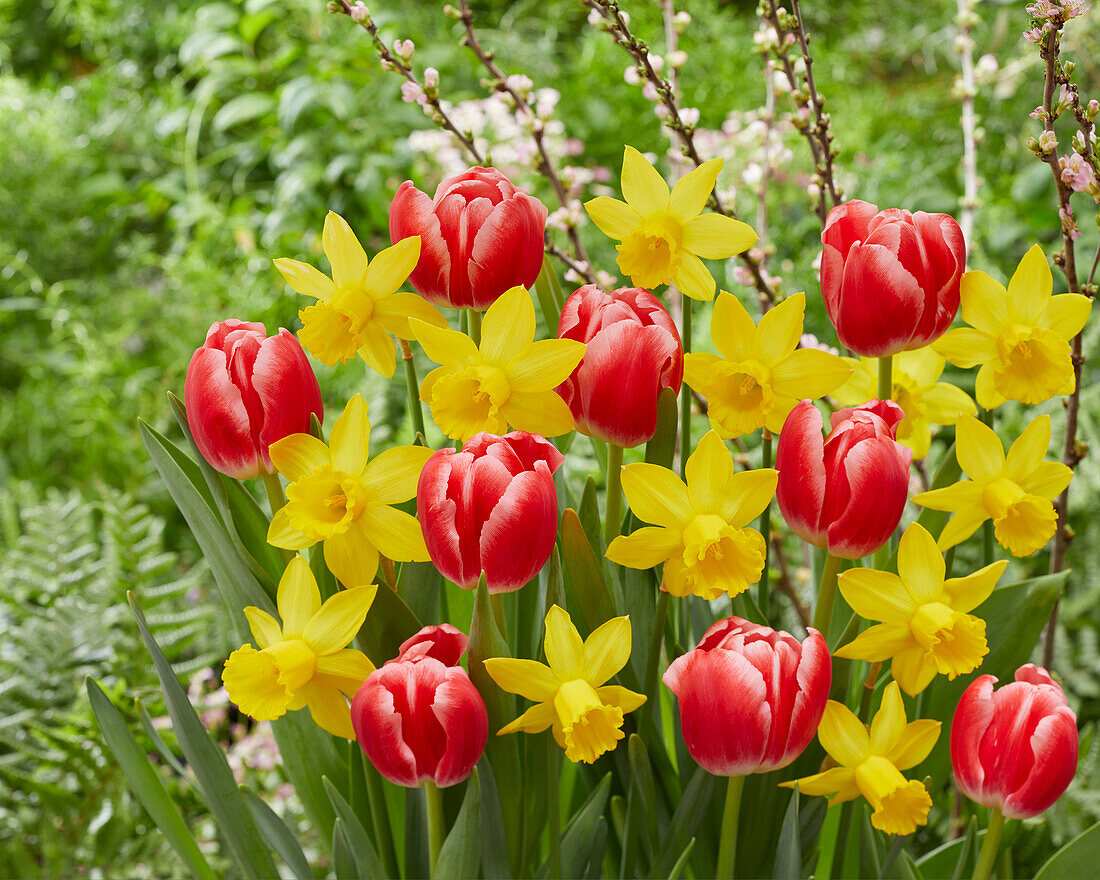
[
  {"xmin": 771, "ymin": 348, "xmax": 854, "ymax": 400},
  {"xmin": 671, "ymin": 251, "xmax": 716, "ymax": 302},
  {"xmin": 889, "ymin": 719, "xmax": 941, "ymax": 770},
  {"xmin": 756, "ymin": 293, "xmax": 805, "ymax": 365},
  {"xmin": 933, "ymin": 328, "xmax": 996, "ymax": 369},
  {"xmin": 274, "ymin": 258, "xmax": 337, "ymax": 301},
  {"xmin": 1039, "ymin": 293, "xmax": 1091, "ymax": 339},
  {"xmin": 869, "ymin": 682, "xmax": 907, "ymax": 755},
  {"xmin": 832, "ymin": 240, "xmax": 924, "ymax": 357},
  {"xmin": 304, "ymin": 585, "xmax": 377, "ymax": 655},
  {"xmin": 362, "ymin": 505, "xmax": 429, "ymax": 562},
  {"xmin": 596, "ymin": 685, "xmax": 647, "ymax": 714},
  {"xmin": 621, "ymin": 146, "xmax": 670, "ymax": 214},
  {"xmin": 833, "ymin": 623, "xmax": 911, "ymax": 663},
  {"xmin": 959, "ymin": 270, "xmax": 1008, "ymax": 335},
  {"xmin": 364, "ymin": 236, "xmax": 421, "ymax": 297},
  {"xmin": 709, "ymin": 291, "xmax": 758, "ymax": 362},
  {"xmin": 431, "ymin": 673, "xmax": 490, "ymax": 787},
  {"xmin": 245, "ymin": 607, "xmax": 283, "ymax": 649},
  {"xmin": 507, "ymin": 339, "xmax": 587, "ymax": 392},
  {"xmin": 483, "ymin": 657, "xmax": 560, "ymax": 701},
  {"xmin": 682, "ymin": 213, "xmax": 758, "ymax": 259},
  {"xmin": 582, "ymin": 616, "xmax": 631, "ymax": 686},
  {"xmin": 267, "ymin": 506, "xmax": 314, "ymax": 550},
  {"xmin": 361, "ymin": 445, "xmax": 434, "ymax": 505},
  {"xmin": 605, "ymin": 527, "xmax": 682, "ymax": 569},
  {"xmin": 669, "ymin": 157, "xmax": 723, "ymax": 221},
  {"xmin": 942, "ymin": 560, "xmax": 1006, "ymax": 614},
  {"xmin": 329, "ymin": 394, "xmax": 371, "ymax": 477},
  {"xmin": 543, "ymin": 605, "xmax": 584, "ymax": 679},
  {"xmin": 373, "ymin": 293, "xmax": 448, "ymax": 340},
  {"xmin": 620, "ymin": 463, "xmax": 692, "ymax": 528},
  {"xmin": 323, "ymin": 520, "xmax": 380, "ymax": 587},
  {"xmin": 481, "ymin": 468, "xmax": 559, "ymax": 593},
  {"xmin": 955, "ymin": 416, "xmax": 1005, "ymax": 482},
  {"xmin": 301, "ymin": 680, "xmax": 355, "ymax": 739},
  {"xmin": 896, "ymin": 523, "xmax": 945, "ymax": 605},
  {"xmin": 585, "ymin": 197, "xmax": 641, "ymax": 239},
  {"xmin": 1006, "ymin": 244, "xmax": 1051, "ymax": 325},
  {"xmin": 817, "ymin": 700, "xmax": 870, "ymax": 767},
  {"xmin": 481, "ymin": 286, "xmax": 536, "ymax": 365},
  {"xmin": 269, "ymin": 434, "xmax": 330, "ymax": 481},
  {"xmin": 277, "ymin": 556, "xmax": 322, "ymax": 639},
  {"xmin": 499, "ymin": 701, "xmax": 556, "ymax": 735},
  {"xmin": 323, "ymin": 212, "xmax": 368, "ymax": 289},
  {"xmin": 502, "ymin": 391, "xmax": 576, "ymax": 437},
  {"xmin": 837, "ymin": 568, "xmax": 914, "ymax": 624},
  {"xmin": 410, "ymin": 317, "xmax": 480, "ymax": 367},
  {"xmin": 824, "ymin": 436, "xmax": 911, "ymax": 560}
]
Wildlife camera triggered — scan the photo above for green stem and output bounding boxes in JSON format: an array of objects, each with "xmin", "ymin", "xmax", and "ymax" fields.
[
  {"xmin": 468, "ymin": 308, "xmax": 483, "ymax": 346},
  {"xmin": 605, "ymin": 444, "xmax": 624, "ymax": 544},
  {"xmin": 972, "ymin": 808, "xmax": 1005, "ymax": 880},
  {"xmin": 812, "ymin": 553, "xmax": 843, "ymax": 637},
  {"xmin": 261, "ymin": 471, "xmax": 286, "ymax": 517},
  {"xmin": 401, "ymin": 338, "xmax": 427, "ymax": 441},
  {"xmin": 874, "ymin": 355, "xmax": 894, "ymax": 572},
  {"xmin": 490, "ymin": 592, "xmax": 507, "ymax": 642},
  {"xmin": 547, "ymin": 733, "xmax": 562, "ymax": 880},
  {"xmin": 425, "ymin": 780, "xmax": 445, "ymax": 878},
  {"xmin": 715, "ymin": 774, "xmax": 745, "ymax": 880},
  {"xmin": 980, "ymin": 407, "xmax": 995, "ymax": 567},
  {"xmin": 362, "ymin": 751, "xmax": 400, "ymax": 879},
  {"xmin": 645, "ymin": 591, "xmax": 671, "ymax": 704},
  {"xmin": 758, "ymin": 430, "xmax": 773, "ymax": 621},
  {"xmin": 830, "ymin": 801, "xmax": 855, "ymax": 879},
  {"xmin": 680, "ymin": 293, "xmax": 692, "ymax": 479}
]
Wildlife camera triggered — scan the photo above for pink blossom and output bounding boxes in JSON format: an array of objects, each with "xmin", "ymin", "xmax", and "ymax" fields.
[{"xmin": 1059, "ymin": 153, "xmax": 1099, "ymax": 196}]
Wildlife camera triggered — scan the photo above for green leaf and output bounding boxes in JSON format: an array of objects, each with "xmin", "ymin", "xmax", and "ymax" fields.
[
  {"xmin": 396, "ymin": 559, "xmax": 443, "ymax": 625},
  {"xmin": 323, "ymin": 777, "xmax": 387, "ymax": 880},
  {"xmin": 914, "ymin": 441, "xmax": 959, "ymax": 540},
  {"xmin": 270, "ymin": 709, "xmax": 344, "ymax": 853},
  {"xmin": 86, "ymin": 678, "xmax": 216, "ymax": 880},
  {"xmin": 476, "ymin": 758, "xmax": 513, "ymax": 880},
  {"xmin": 435, "ymin": 768, "xmax": 481, "ymax": 880},
  {"xmin": 628, "ymin": 734, "xmax": 659, "ymax": 845},
  {"xmin": 129, "ymin": 594, "xmax": 278, "ymax": 879},
  {"xmin": 665, "ymin": 838, "xmax": 695, "ymax": 880},
  {"xmin": 773, "ymin": 787, "xmax": 801, "ymax": 880},
  {"xmin": 540, "ymin": 773, "xmax": 612, "ymax": 879},
  {"xmin": 645, "ymin": 388, "xmax": 679, "ymax": 469},
  {"xmin": 1035, "ymin": 820, "xmax": 1100, "ymax": 879},
  {"xmin": 332, "ymin": 818, "xmax": 357, "ymax": 880},
  {"xmin": 652, "ymin": 766, "xmax": 715, "ymax": 879},
  {"xmin": 358, "ymin": 583, "xmax": 423, "ymax": 666},
  {"xmin": 212, "ymin": 93, "xmax": 275, "ymax": 131},
  {"xmin": 241, "ymin": 786, "xmax": 313, "ymax": 880},
  {"xmin": 559, "ymin": 508, "xmax": 618, "ymax": 637}
]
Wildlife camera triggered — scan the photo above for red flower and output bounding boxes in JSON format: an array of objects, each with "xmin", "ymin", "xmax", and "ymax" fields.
[
  {"xmin": 663, "ymin": 617, "xmax": 831, "ymax": 776},
  {"xmin": 950, "ymin": 664, "xmax": 1079, "ymax": 819},
  {"xmin": 820, "ymin": 200, "xmax": 965, "ymax": 357},
  {"xmin": 352, "ymin": 625, "xmax": 488, "ymax": 788},
  {"xmin": 390, "ymin": 167, "xmax": 548, "ymax": 310},
  {"xmin": 417, "ymin": 431, "xmax": 563, "ymax": 593},
  {"xmin": 776, "ymin": 399, "xmax": 912, "ymax": 559},
  {"xmin": 184, "ymin": 319, "xmax": 322, "ymax": 479},
  {"xmin": 556, "ymin": 285, "xmax": 683, "ymax": 447}
]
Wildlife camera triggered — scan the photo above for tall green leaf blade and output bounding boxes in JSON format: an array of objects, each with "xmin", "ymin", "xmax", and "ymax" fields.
[
  {"xmin": 1035, "ymin": 821, "xmax": 1100, "ymax": 879},
  {"xmin": 323, "ymin": 777, "xmax": 387, "ymax": 880},
  {"xmin": 773, "ymin": 787, "xmax": 802, "ymax": 880},
  {"xmin": 270, "ymin": 710, "xmax": 343, "ymax": 852},
  {"xmin": 241, "ymin": 786, "xmax": 313, "ymax": 880},
  {"xmin": 435, "ymin": 768, "xmax": 481, "ymax": 880}
]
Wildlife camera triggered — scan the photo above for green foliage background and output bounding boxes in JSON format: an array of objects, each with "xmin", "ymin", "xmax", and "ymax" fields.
[{"xmin": 1, "ymin": 0, "xmax": 1098, "ymax": 875}]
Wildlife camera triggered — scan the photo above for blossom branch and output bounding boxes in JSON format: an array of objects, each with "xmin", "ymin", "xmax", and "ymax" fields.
[{"xmin": 955, "ymin": 0, "xmax": 980, "ymax": 246}]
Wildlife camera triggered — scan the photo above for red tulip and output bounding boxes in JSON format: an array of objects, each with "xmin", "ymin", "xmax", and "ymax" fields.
[
  {"xmin": 951, "ymin": 664, "xmax": 1079, "ymax": 819},
  {"xmin": 417, "ymin": 431, "xmax": 563, "ymax": 593},
  {"xmin": 663, "ymin": 617, "xmax": 831, "ymax": 776},
  {"xmin": 556, "ymin": 285, "xmax": 683, "ymax": 447},
  {"xmin": 184, "ymin": 319, "xmax": 323, "ymax": 479},
  {"xmin": 820, "ymin": 199, "xmax": 965, "ymax": 357},
  {"xmin": 390, "ymin": 167, "xmax": 548, "ymax": 310},
  {"xmin": 352, "ymin": 625, "xmax": 488, "ymax": 788},
  {"xmin": 777, "ymin": 399, "xmax": 912, "ymax": 559}
]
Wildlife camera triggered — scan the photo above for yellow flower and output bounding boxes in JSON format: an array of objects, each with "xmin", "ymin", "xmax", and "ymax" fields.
[
  {"xmin": 222, "ymin": 556, "xmax": 377, "ymax": 738},
  {"xmin": 781, "ymin": 682, "xmax": 940, "ymax": 836},
  {"xmin": 267, "ymin": 394, "xmax": 434, "ymax": 585},
  {"xmin": 933, "ymin": 245, "xmax": 1091, "ymax": 409},
  {"xmin": 606, "ymin": 431, "xmax": 777, "ymax": 600},
  {"xmin": 409, "ymin": 286, "xmax": 586, "ymax": 442},
  {"xmin": 483, "ymin": 605, "xmax": 646, "ymax": 764},
  {"xmin": 912, "ymin": 414, "xmax": 1072, "ymax": 557},
  {"xmin": 685, "ymin": 291, "xmax": 851, "ymax": 438},
  {"xmin": 834, "ymin": 523, "xmax": 1006, "ymax": 695},
  {"xmin": 834, "ymin": 348, "xmax": 976, "ymax": 460},
  {"xmin": 274, "ymin": 211, "xmax": 447, "ymax": 376},
  {"xmin": 584, "ymin": 147, "xmax": 758, "ymax": 301}
]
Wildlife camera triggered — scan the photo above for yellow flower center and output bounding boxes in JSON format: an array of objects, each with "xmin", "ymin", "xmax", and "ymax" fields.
[
  {"xmin": 981, "ymin": 477, "xmax": 1057, "ymax": 557},
  {"xmin": 616, "ymin": 214, "xmax": 683, "ymax": 289},
  {"xmin": 675, "ymin": 514, "xmax": 765, "ymax": 600},
  {"xmin": 707, "ymin": 360, "xmax": 775, "ymax": 437},
  {"xmin": 266, "ymin": 638, "xmax": 318, "ymax": 693},
  {"xmin": 553, "ymin": 679, "xmax": 625, "ymax": 764},
  {"xmin": 854, "ymin": 756, "xmax": 932, "ymax": 836},
  {"xmin": 909, "ymin": 602, "xmax": 987, "ymax": 678},
  {"xmin": 428, "ymin": 363, "xmax": 511, "ymax": 441},
  {"xmin": 285, "ymin": 466, "xmax": 367, "ymax": 540},
  {"xmin": 992, "ymin": 325, "xmax": 1071, "ymax": 405},
  {"xmin": 298, "ymin": 287, "xmax": 377, "ymax": 367}
]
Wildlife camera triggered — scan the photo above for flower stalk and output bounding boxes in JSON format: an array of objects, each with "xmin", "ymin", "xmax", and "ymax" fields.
[
  {"xmin": 715, "ymin": 774, "xmax": 745, "ymax": 880},
  {"xmin": 971, "ymin": 808, "xmax": 1005, "ymax": 880}
]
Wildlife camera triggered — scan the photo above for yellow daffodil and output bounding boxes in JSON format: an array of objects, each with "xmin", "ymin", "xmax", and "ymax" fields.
[
  {"xmin": 483, "ymin": 605, "xmax": 645, "ymax": 764},
  {"xmin": 606, "ymin": 431, "xmax": 777, "ymax": 600},
  {"xmin": 584, "ymin": 147, "xmax": 758, "ymax": 301},
  {"xmin": 912, "ymin": 414, "xmax": 1072, "ymax": 557},
  {"xmin": 834, "ymin": 523, "xmax": 1006, "ymax": 695},
  {"xmin": 267, "ymin": 394, "xmax": 434, "ymax": 585},
  {"xmin": 834, "ymin": 348, "xmax": 976, "ymax": 460},
  {"xmin": 274, "ymin": 211, "xmax": 447, "ymax": 376},
  {"xmin": 222, "ymin": 556, "xmax": 377, "ymax": 738},
  {"xmin": 409, "ymin": 286, "xmax": 585, "ymax": 441},
  {"xmin": 685, "ymin": 291, "xmax": 851, "ymax": 438},
  {"xmin": 781, "ymin": 682, "xmax": 940, "ymax": 836},
  {"xmin": 933, "ymin": 245, "xmax": 1091, "ymax": 409}
]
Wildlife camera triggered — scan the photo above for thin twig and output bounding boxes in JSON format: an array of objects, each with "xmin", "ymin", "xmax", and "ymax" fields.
[{"xmin": 771, "ymin": 534, "xmax": 812, "ymax": 631}]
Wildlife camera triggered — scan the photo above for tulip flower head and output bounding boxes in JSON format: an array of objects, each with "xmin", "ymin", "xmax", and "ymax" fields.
[
  {"xmin": 185, "ymin": 319, "xmax": 323, "ymax": 479},
  {"xmin": 783, "ymin": 682, "xmax": 940, "ymax": 835},
  {"xmin": 352, "ymin": 624, "xmax": 488, "ymax": 788},
  {"xmin": 934, "ymin": 246, "xmax": 1092, "ymax": 409},
  {"xmin": 776, "ymin": 400, "xmax": 912, "ymax": 559},
  {"xmin": 274, "ymin": 212, "xmax": 447, "ymax": 376},
  {"xmin": 390, "ymin": 166, "xmax": 548, "ymax": 310},
  {"xmin": 606, "ymin": 431, "xmax": 777, "ymax": 600},
  {"xmin": 222, "ymin": 556, "xmax": 377, "ymax": 738},
  {"xmin": 584, "ymin": 147, "xmax": 758, "ymax": 301},
  {"xmin": 950, "ymin": 664, "xmax": 1078, "ymax": 819},
  {"xmin": 410, "ymin": 286, "xmax": 586, "ymax": 441},
  {"xmin": 663, "ymin": 617, "xmax": 831, "ymax": 776},
  {"xmin": 418, "ymin": 431, "xmax": 563, "ymax": 593},
  {"xmin": 912, "ymin": 414, "xmax": 1072, "ymax": 557},
  {"xmin": 834, "ymin": 523, "xmax": 1006, "ymax": 695},
  {"xmin": 556, "ymin": 285, "xmax": 683, "ymax": 447},
  {"xmin": 484, "ymin": 606, "xmax": 646, "ymax": 764},
  {"xmin": 267, "ymin": 394, "xmax": 435, "ymax": 586},
  {"xmin": 684, "ymin": 291, "xmax": 851, "ymax": 439},
  {"xmin": 820, "ymin": 199, "xmax": 966, "ymax": 357},
  {"xmin": 833, "ymin": 348, "xmax": 976, "ymax": 460}
]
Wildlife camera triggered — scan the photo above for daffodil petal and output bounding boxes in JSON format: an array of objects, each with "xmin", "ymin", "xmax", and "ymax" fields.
[
  {"xmin": 780, "ymin": 767, "xmax": 859, "ymax": 803},
  {"xmin": 920, "ymin": 382, "xmax": 976, "ymax": 424},
  {"xmin": 620, "ymin": 463, "xmax": 692, "ymax": 528},
  {"xmin": 933, "ymin": 328, "xmax": 996, "ymax": 369},
  {"xmin": 314, "ymin": 648, "xmax": 375, "ymax": 691},
  {"xmin": 719, "ymin": 467, "xmax": 778, "ymax": 527},
  {"xmin": 277, "ymin": 556, "xmax": 322, "ymax": 639},
  {"xmin": 582, "ymin": 616, "xmax": 631, "ymax": 686},
  {"xmin": 323, "ymin": 212, "xmax": 367, "ymax": 289},
  {"xmin": 304, "ymin": 585, "xmax": 377, "ymax": 655},
  {"xmin": 269, "ymin": 434, "xmax": 330, "ymax": 481},
  {"xmin": 329, "ymin": 394, "xmax": 371, "ymax": 477},
  {"xmin": 942, "ymin": 560, "xmax": 1006, "ymax": 614},
  {"xmin": 771, "ymin": 348, "xmax": 853, "ymax": 399},
  {"xmin": 356, "ymin": 321, "xmax": 397, "ymax": 379},
  {"xmin": 833, "ymin": 623, "xmax": 912, "ymax": 662},
  {"xmin": 755, "ymin": 293, "xmax": 805, "ymax": 364},
  {"xmin": 817, "ymin": 700, "xmax": 870, "ymax": 767},
  {"xmin": 595, "ymin": 685, "xmax": 647, "ymax": 714},
  {"xmin": 499, "ymin": 701, "xmax": 556, "ymax": 735},
  {"xmin": 869, "ymin": 682, "xmax": 907, "ymax": 755},
  {"xmin": 301, "ymin": 680, "xmax": 355, "ymax": 739},
  {"xmin": 671, "ymin": 251, "xmax": 716, "ymax": 302},
  {"xmin": 709, "ymin": 291, "xmax": 758, "ymax": 362},
  {"xmin": 543, "ymin": 605, "xmax": 584, "ymax": 679},
  {"xmin": 361, "ymin": 445, "xmax": 434, "ymax": 505},
  {"xmin": 669, "ymin": 157, "xmax": 723, "ymax": 220},
  {"xmin": 267, "ymin": 506, "xmax": 314, "ymax": 550},
  {"xmin": 502, "ymin": 391, "xmax": 577, "ymax": 437},
  {"xmin": 364, "ymin": 236, "xmax": 421, "ymax": 297},
  {"xmin": 936, "ymin": 505, "xmax": 989, "ymax": 551},
  {"xmin": 974, "ymin": 363, "xmax": 1006, "ymax": 411},
  {"xmin": 683, "ymin": 352, "xmax": 721, "ymax": 394},
  {"xmin": 1004, "ymin": 415, "xmax": 1051, "ymax": 481},
  {"xmin": 621, "ymin": 146, "xmax": 670, "ymax": 213},
  {"xmin": 683, "ymin": 212, "xmax": 758, "ymax": 259},
  {"xmin": 888, "ymin": 719, "xmax": 942, "ymax": 771},
  {"xmin": 584, "ymin": 197, "xmax": 641, "ymax": 240},
  {"xmin": 896, "ymin": 523, "xmax": 945, "ymax": 605},
  {"xmin": 1007, "ymin": 244, "xmax": 1052, "ymax": 325},
  {"xmin": 373, "ymin": 293, "xmax": 448, "ymax": 339},
  {"xmin": 245, "ymin": 607, "xmax": 283, "ymax": 649},
  {"xmin": 1016, "ymin": 460, "xmax": 1072, "ymax": 500},
  {"xmin": 274, "ymin": 258, "xmax": 337, "ymax": 301},
  {"xmin": 959, "ymin": 270, "xmax": 1008, "ymax": 335},
  {"xmin": 507, "ymin": 339, "xmax": 587, "ymax": 392},
  {"xmin": 890, "ymin": 645, "xmax": 939, "ymax": 696},
  {"xmin": 482, "ymin": 658, "xmax": 561, "ymax": 702},
  {"xmin": 911, "ymin": 480, "xmax": 983, "ymax": 511},
  {"xmin": 605, "ymin": 527, "xmax": 682, "ymax": 569},
  {"xmin": 836, "ymin": 568, "xmax": 914, "ymax": 624},
  {"xmin": 222, "ymin": 645, "xmax": 291, "ymax": 721},
  {"xmin": 955, "ymin": 416, "xmax": 1004, "ymax": 481},
  {"xmin": 685, "ymin": 430, "xmax": 734, "ymax": 513},
  {"xmin": 410, "ymin": 317, "xmax": 480, "ymax": 367},
  {"xmin": 323, "ymin": 522, "xmax": 380, "ymax": 587},
  {"xmin": 1040, "ymin": 293, "xmax": 1091, "ymax": 339},
  {"xmin": 361, "ymin": 505, "xmax": 428, "ymax": 562},
  {"xmin": 481, "ymin": 286, "xmax": 536, "ymax": 364}
]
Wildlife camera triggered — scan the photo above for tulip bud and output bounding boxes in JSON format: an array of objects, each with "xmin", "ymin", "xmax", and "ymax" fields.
[
  {"xmin": 820, "ymin": 200, "xmax": 966, "ymax": 357},
  {"xmin": 417, "ymin": 431, "xmax": 563, "ymax": 593},
  {"xmin": 556, "ymin": 285, "xmax": 683, "ymax": 448},
  {"xmin": 390, "ymin": 167, "xmax": 548, "ymax": 310},
  {"xmin": 184, "ymin": 319, "xmax": 323, "ymax": 479},
  {"xmin": 776, "ymin": 399, "xmax": 912, "ymax": 559},
  {"xmin": 352, "ymin": 625, "xmax": 488, "ymax": 788},
  {"xmin": 950, "ymin": 664, "xmax": 1078, "ymax": 819},
  {"xmin": 663, "ymin": 617, "xmax": 831, "ymax": 776}
]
